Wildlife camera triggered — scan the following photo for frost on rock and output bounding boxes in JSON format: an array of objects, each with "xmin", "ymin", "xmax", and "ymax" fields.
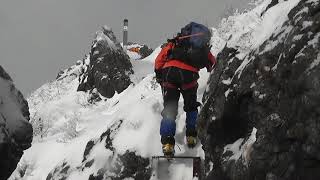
[
  {"xmin": 222, "ymin": 78, "xmax": 232, "ymax": 85},
  {"xmin": 223, "ymin": 128, "xmax": 257, "ymax": 164},
  {"xmin": 224, "ymin": 88, "xmax": 233, "ymax": 98},
  {"xmin": 307, "ymin": 52, "xmax": 320, "ymax": 73},
  {"xmin": 199, "ymin": 0, "xmax": 320, "ymax": 179},
  {"xmin": 94, "ymin": 26, "xmax": 122, "ymax": 51}
]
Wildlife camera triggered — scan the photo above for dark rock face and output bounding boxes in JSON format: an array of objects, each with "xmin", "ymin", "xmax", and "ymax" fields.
[
  {"xmin": 78, "ymin": 26, "xmax": 133, "ymax": 98},
  {"xmin": 46, "ymin": 161, "xmax": 71, "ymax": 180},
  {"xmin": 139, "ymin": 45, "xmax": 153, "ymax": 59},
  {"xmin": 261, "ymin": 0, "xmax": 279, "ymax": 16},
  {"xmin": 110, "ymin": 150, "xmax": 151, "ymax": 180},
  {"xmin": 198, "ymin": 1, "xmax": 320, "ymax": 180},
  {"xmin": 88, "ymin": 151, "xmax": 151, "ymax": 180},
  {"xmin": 0, "ymin": 65, "xmax": 33, "ymax": 180}
]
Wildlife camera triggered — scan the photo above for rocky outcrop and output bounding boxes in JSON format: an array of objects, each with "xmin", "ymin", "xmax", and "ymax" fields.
[
  {"xmin": 46, "ymin": 119, "xmax": 151, "ymax": 180},
  {"xmin": 139, "ymin": 45, "xmax": 153, "ymax": 59},
  {"xmin": 78, "ymin": 26, "xmax": 133, "ymax": 98},
  {"xmin": 261, "ymin": 0, "xmax": 279, "ymax": 16},
  {"xmin": 198, "ymin": 0, "xmax": 320, "ymax": 180},
  {"xmin": 0, "ymin": 65, "xmax": 33, "ymax": 180}
]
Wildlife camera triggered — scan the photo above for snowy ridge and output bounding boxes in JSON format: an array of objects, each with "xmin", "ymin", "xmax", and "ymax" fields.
[
  {"xmin": 10, "ymin": 46, "xmax": 213, "ymax": 179},
  {"xmin": 93, "ymin": 25, "xmax": 123, "ymax": 51},
  {"xmin": 219, "ymin": 0, "xmax": 300, "ymax": 54},
  {"xmin": 28, "ymin": 56, "xmax": 90, "ymax": 129},
  {"xmin": 10, "ymin": 0, "xmax": 309, "ymax": 179},
  {"xmin": 218, "ymin": 0, "xmax": 300, "ymax": 78}
]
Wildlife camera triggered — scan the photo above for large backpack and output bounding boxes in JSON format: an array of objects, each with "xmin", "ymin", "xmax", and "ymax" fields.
[{"xmin": 168, "ymin": 22, "xmax": 212, "ymax": 69}]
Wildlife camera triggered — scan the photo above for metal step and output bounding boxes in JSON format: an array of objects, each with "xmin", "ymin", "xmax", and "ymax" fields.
[{"xmin": 151, "ymin": 156, "xmax": 203, "ymax": 180}]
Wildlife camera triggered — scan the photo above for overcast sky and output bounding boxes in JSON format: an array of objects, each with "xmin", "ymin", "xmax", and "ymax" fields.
[{"xmin": 0, "ymin": 0, "xmax": 252, "ymax": 96}]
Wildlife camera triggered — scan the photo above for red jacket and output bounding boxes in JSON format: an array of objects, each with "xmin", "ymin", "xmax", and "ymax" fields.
[{"xmin": 155, "ymin": 42, "xmax": 217, "ymax": 73}]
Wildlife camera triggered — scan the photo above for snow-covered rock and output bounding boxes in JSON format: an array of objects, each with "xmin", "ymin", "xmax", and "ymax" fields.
[
  {"xmin": 78, "ymin": 26, "xmax": 133, "ymax": 98},
  {"xmin": 0, "ymin": 65, "xmax": 32, "ymax": 180},
  {"xmin": 198, "ymin": 0, "xmax": 320, "ymax": 179}
]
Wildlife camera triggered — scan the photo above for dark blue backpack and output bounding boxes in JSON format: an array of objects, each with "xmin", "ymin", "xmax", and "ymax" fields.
[
  {"xmin": 167, "ymin": 22, "xmax": 212, "ymax": 69},
  {"xmin": 180, "ymin": 22, "xmax": 211, "ymax": 48}
]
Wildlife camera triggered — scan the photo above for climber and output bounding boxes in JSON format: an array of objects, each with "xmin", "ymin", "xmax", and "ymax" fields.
[{"xmin": 154, "ymin": 22, "xmax": 217, "ymax": 157}]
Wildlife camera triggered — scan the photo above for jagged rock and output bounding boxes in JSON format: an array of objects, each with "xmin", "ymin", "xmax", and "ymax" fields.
[
  {"xmin": 139, "ymin": 45, "xmax": 153, "ymax": 59},
  {"xmin": 88, "ymin": 151, "xmax": 151, "ymax": 180},
  {"xmin": 78, "ymin": 26, "xmax": 133, "ymax": 98},
  {"xmin": 111, "ymin": 150, "xmax": 151, "ymax": 180},
  {"xmin": 261, "ymin": 0, "xmax": 279, "ymax": 16},
  {"xmin": 46, "ymin": 161, "xmax": 71, "ymax": 180},
  {"xmin": 47, "ymin": 119, "xmax": 151, "ymax": 180},
  {"xmin": 0, "ymin": 65, "xmax": 33, "ymax": 180},
  {"xmin": 199, "ymin": 0, "xmax": 320, "ymax": 180}
]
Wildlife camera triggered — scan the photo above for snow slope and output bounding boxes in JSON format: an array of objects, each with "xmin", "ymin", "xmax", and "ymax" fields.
[
  {"xmin": 9, "ymin": 42, "xmax": 222, "ymax": 180},
  {"xmin": 9, "ymin": 0, "xmax": 305, "ymax": 179}
]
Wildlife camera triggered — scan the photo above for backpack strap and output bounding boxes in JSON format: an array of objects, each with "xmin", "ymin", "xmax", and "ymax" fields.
[
  {"xmin": 154, "ymin": 42, "xmax": 175, "ymax": 70},
  {"xmin": 177, "ymin": 33, "xmax": 205, "ymax": 40}
]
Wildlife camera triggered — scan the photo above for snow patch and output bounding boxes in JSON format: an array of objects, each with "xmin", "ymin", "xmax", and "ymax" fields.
[
  {"xmin": 307, "ymin": 52, "xmax": 320, "ymax": 73},
  {"xmin": 308, "ymin": 32, "xmax": 320, "ymax": 48},
  {"xmin": 264, "ymin": 66, "xmax": 271, "ymax": 72},
  {"xmin": 93, "ymin": 50, "xmax": 99, "ymax": 55},
  {"xmin": 250, "ymin": 82, "xmax": 256, "ymax": 88},
  {"xmin": 235, "ymin": 56, "xmax": 253, "ymax": 79},
  {"xmin": 259, "ymin": 94, "xmax": 266, "ymax": 99},
  {"xmin": 223, "ymin": 128, "xmax": 257, "ymax": 164},
  {"xmin": 242, "ymin": 128, "xmax": 257, "ymax": 165},
  {"xmin": 272, "ymin": 53, "xmax": 283, "ymax": 71},
  {"xmin": 126, "ymin": 50, "xmax": 142, "ymax": 60},
  {"xmin": 225, "ymin": 89, "xmax": 233, "ymax": 98},
  {"xmin": 302, "ymin": 21, "xmax": 313, "ymax": 29},
  {"xmin": 223, "ymin": 138, "xmax": 245, "ymax": 161},
  {"xmin": 222, "ymin": 78, "xmax": 232, "ymax": 85},
  {"xmin": 293, "ymin": 34, "xmax": 304, "ymax": 41},
  {"xmin": 307, "ymin": 0, "xmax": 319, "ymax": 5}
]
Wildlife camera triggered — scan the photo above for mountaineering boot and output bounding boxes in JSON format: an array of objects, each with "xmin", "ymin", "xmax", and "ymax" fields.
[
  {"xmin": 186, "ymin": 111, "xmax": 198, "ymax": 148},
  {"xmin": 162, "ymin": 143, "xmax": 175, "ymax": 157},
  {"xmin": 186, "ymin": 128, "xmax": 197, "ymax": 148},
  {"xmin": 160, "ymin": 117, "xmax": 176, "ymax": 157},
  {"xmin": 161, "ymin": 136, "xmax": 175, "ymax": 157},
  {"xmin": 186, "ymin": 136, "xmax": 197, "ymax": 148}
]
